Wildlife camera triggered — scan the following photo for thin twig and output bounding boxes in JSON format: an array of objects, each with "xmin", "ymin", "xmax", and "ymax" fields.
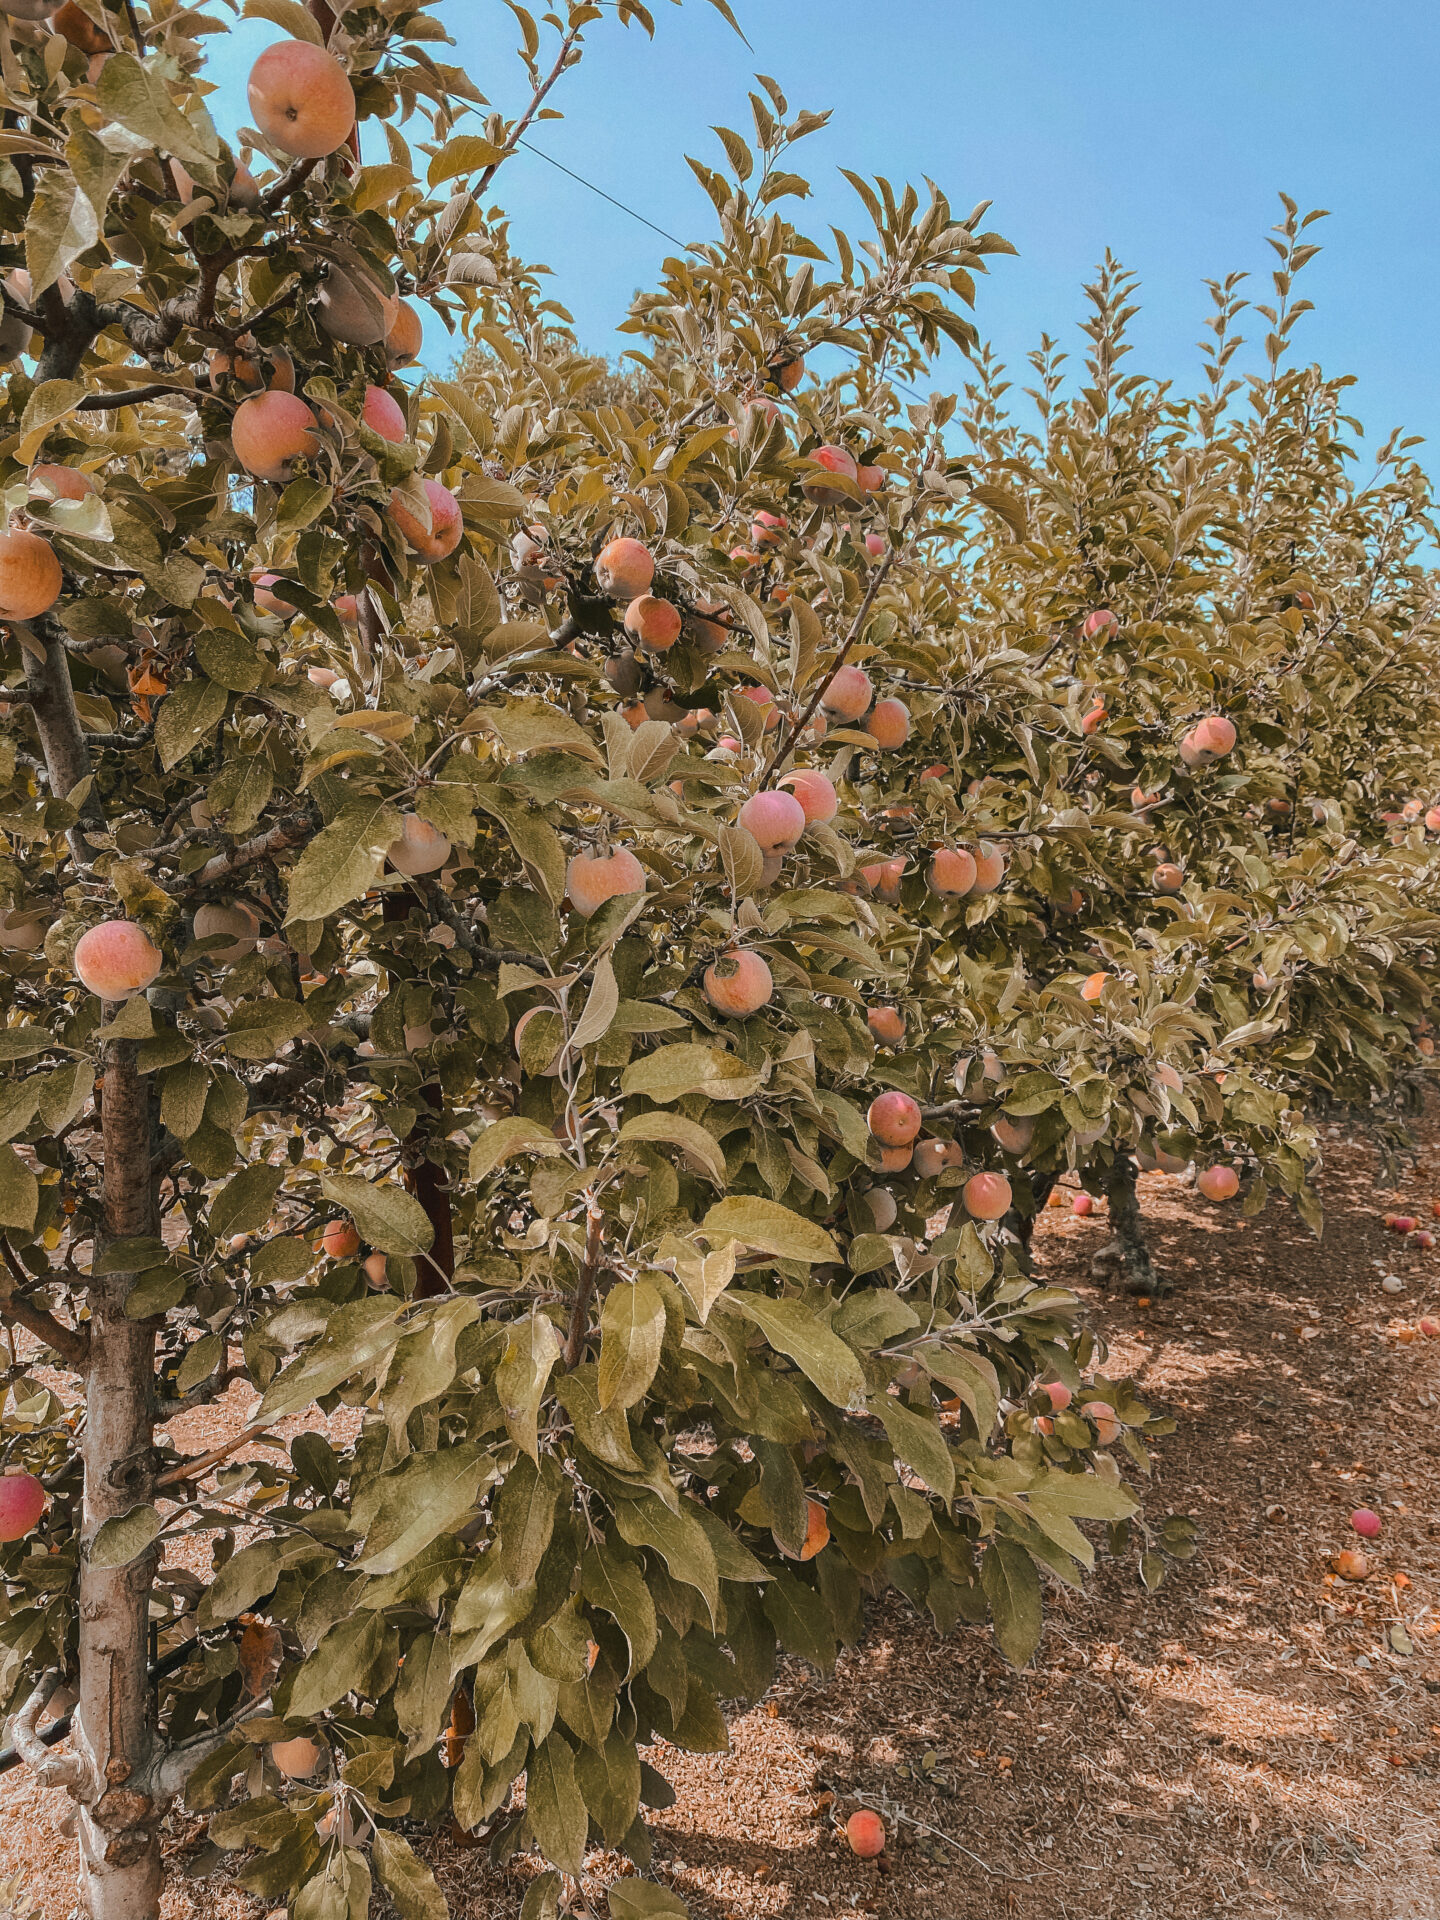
[
  {"xmin": 475, "ymin": 29, "xmax": 582, "ymax": 196},
  {"xmin": 155, "ymin": 1419, "xmax": 263, "ymax": 1491},
  {"xmin": 563, "ymin": 1199, "xmax": 605, "ymax": 1368},
  {"xmin": 759, "ymin": 502, "xmax": 920, "ymax": 784}
]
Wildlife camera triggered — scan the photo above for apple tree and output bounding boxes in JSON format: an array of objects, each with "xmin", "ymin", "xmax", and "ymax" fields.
[{"xmin": 0, "ymin": 6, "xmax": 1170, "ymax": 1920}]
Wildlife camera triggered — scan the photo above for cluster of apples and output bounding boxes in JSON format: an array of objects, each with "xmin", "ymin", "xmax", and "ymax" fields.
[
  {"xmin": 863, "ymin": 1089, "xmax": 1012, "ymax": 1218},
  {"xmin": 318, "ymin": 1217, "xmax": 388, "ymax": 1288},
  {"xmin": 1028, "ymin": 1376, "xmax": 1122, "ymax": 1445},
  {"xmin": 223, "ymin": 40, "xmax": 459, "ymax": 566},
  {"xmin": 1382, "ymin": 1199, "xmax": 1440, "ymax": 1248}
]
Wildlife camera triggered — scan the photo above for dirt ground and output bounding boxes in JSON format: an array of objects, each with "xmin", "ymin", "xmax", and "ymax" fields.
[{"xmin": 5, "ymin": 1117, "xmax": 1440, "ymax": 1920}]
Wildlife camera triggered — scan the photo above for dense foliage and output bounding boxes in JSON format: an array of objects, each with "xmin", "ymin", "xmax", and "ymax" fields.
[{"xmin": 0, "ymin": 3, "xmax": 1434, "ymax": 1919}]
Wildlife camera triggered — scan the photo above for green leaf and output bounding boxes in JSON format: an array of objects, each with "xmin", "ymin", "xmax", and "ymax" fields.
[
  {"xmin": 575, "ymin": 1729, "xmax": 640, "ymax": 1846},
  {"xmin": 383, "ymin": 1296, "xmax": 482, "ymax": 1444},
  {"xmin": 472, "ymin": 788, "xmax": 567, "ymax": 903},
  {"xmin": 980, "ymin": 1536, "xmax": 1043, "ymax": 1668},
  {"xmin": 0, "ymin": 1143, "xmax": 39, "ymax": 1232},
  {"xmin": 597, "ymin": 1277, "xmax": 665, "ymax": 1412},
  {"xmin": 210, "ymin": 758, "xmax": 274, "ymax": 839},
  {"xmin": 195, "ymin": 627, "xmax": 265, "ymax": 693},
  {"xmin": 197, "ymin": 1536, "xmax": 318, "ymax": 1627},
  {"xmin": 520, "ymin": 1870, "xmax": 562, "ymax": 1920},
  {"xmin": 569, "ymin": 954, "xmax": 619, "ymax": 1052},
  {"xmin": 0, "ymin": 1029, "xmax": 53, "ymax": 1062},
  {"xmin": 761, "ymin": 1569, "xmax": 835, "ymax": 1674},
  {"xmin": 277, "ymin": 477, "xmax": 333, "ymax": 530},
  {"xmin": 155, "ymin": 676, "xmax": 228, "ymax": 771},
  {"xmin": 620, "ymin": 1044, "xmax": 762, "ymax": 1104},
  {"xmin": 496, "ymin": 1312, "xmax": 562, "ymax": 1460},
  {"xmin": 498, "ymin": 1451, "xmax": 563, "ymax": 1588},
  {"xmin": 89, "ymin": 1503, "xmax": 162, "ymax": 1569},
  {"xmin": 428, "ymin": 134, "xmax": 509, "ymax": 187},
  {"xmin": 526, "ymin": 1733, "xmax": 587, "ymax": 1876},
  {"xmin": 320, "ymin": 1174, "xmax": 434, "ymax": 1257},
  {"xmin": 295, "ymin": 1849, "xmax": 369, "ymax": 1920},
  {"xmin": 916, "ymin": 1343, "xmax": 999, "ymax": 1438},
  {"xmin": 395, "ymin": 1631, "xmax": 454, "ymax": 1763},
  {"xmin": 609, "ymin": 1884, "xmax": 689, "ymax": 1920},
  {"xmin": 285, "ymin": 798, "xmax": 402, "ymax": 924},
  {"xmin": 242, "ymin": 0, "xmax": 324, "ymax": 42},
  {"xmin": 159, "ymin": 1061, "xmax": 208, "ymax": 1140},
  {"xmin": 36, "ymin": 1061, "xmax": 93, "ymax": 1135},
  {"xmin": 15, "ymin": 381, "xmax": 85, "ymax": 465},
  {"xmin": 257, "ymin": 1297, "xmax": 407, "ymax": 1424},
  {"xmin": 719, "ymin": 1294, "xmax": 866, "ymax": 1410},
  {"xmin": 700, "ymin": 1196, "xmax": 838, "ymax": 1265},
  {"xmin": 25, "ymin": 170, "xmax": 97, "ymax": 302},
  {"xmin": 689, "ymin": 1501, "xmax": 769, "ymax": 1582},
  {"xmin": 618, "ymin": 1113, "xmax": 726, "ymax": 1186},
  {"xmin": 290, "ymin": 1611, "xmax": 385, "ymax": 1718},
  {"xmin": 580, "ymin": 1543, "xmax": 658, "ymax": 1675},
  {"xmin": 1028, "ymin": 1472, "xmax": 1137, "ymax": 1524},
  {"xmin": 872, "ymin": 1395, "xmax": 955, "ymax": 1501},
  {"xmin": 718, "ymin": 821, "xmax": 764, "ymax": 896},
  {"xmin": 209, "ymin": 1162, "xmax": 285, "ymax": 1242},
  {"xmin": 610, "ymin": 1494, "xmax": 718, "ymax": 1621},
  {"xmin": 176, "ymin": 1332, "xmax": 221, "ymax": 1395},
  {"xmin": 353, "ymin": 1443, "xmax": 492, "ymax": 1574},
  {"xmin": 0, "ymin": 1080, "xmax": 38, "ymax": 1145},
  {"xmin": 96, "ymin": 52, "xmax": 220, "ymax": 171},
  {"xmin": 468, "ymin": 1116, "xmax": 565, "ymax": 1181},
  {"xmin": 482, "ymin": 702, "xmax": 602, "ymax": 763}
]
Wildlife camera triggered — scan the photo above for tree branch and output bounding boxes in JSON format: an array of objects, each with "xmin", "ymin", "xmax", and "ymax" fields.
[
  {"xmin": 0, "ymin": 1240, "xmax": 89, "ymax": 1368},
  {"xmin": 759, "ymin": 503, "xmax": 918, "ymax": 784},
  {"xmin": 154, "ymin": 1417, "xmax": 261, "ymax": 1491},
  {"xmin": 146, "ymin": 1695, "xmax": 271, "ymax": 1800},
  {"xmin": 475, "ymin": 29, "xmax": 582, "ymax": 196},
  {"xmin": 77, "ymin": 384, "xmax": 199, "ymax": 414},
  {"xmin": 21, "ymin": 617, "xmax": 99, "ymax": 863},
  {"xmin": 9, "ymin": 1673, "xmax": 88, "ymax": 1792},
  {"xmin": 187, "ymin": 813, "xmax": 312, "ymax": 892}
]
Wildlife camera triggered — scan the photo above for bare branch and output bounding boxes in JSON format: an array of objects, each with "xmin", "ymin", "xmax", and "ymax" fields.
[
  {"xmin": 759, "ymin": 503, "xmax": 919, "ymax": 784},
  {"xmin": 146, "ymin": 1695, "xmax": 271, "ymax": 1800},
  {"xmin": 154, "ymin": 1418, "xmax": 262, "ymax": 1491},
  {"xmin": 475, "ymin": 29, "xmax": 582, "ymax": 196},
  {"xmin": 0, "ymin": 1240, "xmax": 89, "ymax": 1368},
  {"xmin": 9, "ymin": 1673, "xmax": 87, "ymax": 1792},
  {"xmin": 187, "ymin": 813, "xmax": 313, "ymax": 893}
]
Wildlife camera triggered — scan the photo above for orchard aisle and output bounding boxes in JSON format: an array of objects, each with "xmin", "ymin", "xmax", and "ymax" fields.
[
  {"xmin": 431, "ymin": 1129, "xmax": 1440, "ymax": 1920},
  {"xmin": 4, "ymin": 1127, "xmax": 1439, "ymax": 1920}
]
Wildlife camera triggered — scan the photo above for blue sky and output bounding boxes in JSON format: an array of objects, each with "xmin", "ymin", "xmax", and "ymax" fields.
[{"xmin": 208, "ymin": 1, "xmax": 1440, "ymax": 460}]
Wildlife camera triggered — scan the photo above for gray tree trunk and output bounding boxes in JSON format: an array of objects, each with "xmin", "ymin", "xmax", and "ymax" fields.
[
  {"xmin": 73, "ymin": 1036, "xmax": 163, "ymax": 1917},
  {"xmin": 1093, "ymin": 1155, "xmax": 1160, "ymax": 1294},
  {"xmin": 25, "ymin": 620, "xmax": 164, "ymax": 1914}
]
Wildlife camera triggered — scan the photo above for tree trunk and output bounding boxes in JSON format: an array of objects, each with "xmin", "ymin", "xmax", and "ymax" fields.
[
  {"xmin": 381, "ymin": 889, "xmax": 453, "ymax": 1299},
  {"xmin": 24, "ymin": 620, "xmax": 99, "ymax": 864},
  {"xmin": 74, "ymin": 1036, "xmax": 162, "ymax": 1918},
  {"xmin": 1008, "ymin": 1172, "xmax": 1056, "ymax": 1254},
  {"xmin": 1095, "ymin": 1154, "xmax": 1160, "ymax": 1294}
]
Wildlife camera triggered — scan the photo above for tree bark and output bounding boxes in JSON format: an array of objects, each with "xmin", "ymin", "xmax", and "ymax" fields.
[
  {"xmin": 1095, "ymin": 1155, "xmax": 1160, "ymax": 1294},
  {"xmin": 381, "ymin": 889, "xmax": 454, "ymax": 1299},
  {"xmin": 23, "ymin": 621, "xmax": 100, "ymax": 863},
  {"xmin": 72, "ymin": 1036, "xmax": 163, "ymax": 1918}
]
